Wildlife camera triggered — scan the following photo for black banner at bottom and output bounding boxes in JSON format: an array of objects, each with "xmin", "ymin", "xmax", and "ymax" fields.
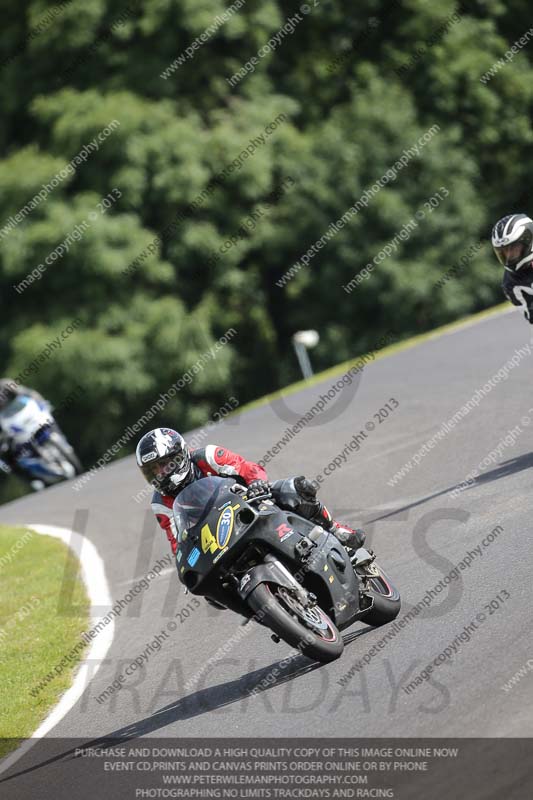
[{"xmin": 0, "ymin": 738, "xmax": 531, "ymax": 800}]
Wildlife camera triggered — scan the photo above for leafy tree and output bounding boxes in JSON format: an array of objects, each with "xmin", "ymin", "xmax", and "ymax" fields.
[{"xmin": 0, "ymin": 0, "xmax": 531, "ymax": 499}]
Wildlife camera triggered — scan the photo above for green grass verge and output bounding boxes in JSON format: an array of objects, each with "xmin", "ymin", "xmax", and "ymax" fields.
[
  {"xmin": 0, "ymin": 525, "xmax": 90, "ymax": 758},
  {"xmin": 230, "ymin": 303, "xmax": 510, "ymax": 417}
]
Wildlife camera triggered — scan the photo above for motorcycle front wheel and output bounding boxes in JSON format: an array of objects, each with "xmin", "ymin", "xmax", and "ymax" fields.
[{"xmin": 247, "ymin": 582, "xmax": 344, "ymax": 663}]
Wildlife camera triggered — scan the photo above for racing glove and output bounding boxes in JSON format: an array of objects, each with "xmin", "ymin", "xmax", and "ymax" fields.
[
  {"xmin": 294, "ymin": 475, "xmax": 318, "ymax": 501},
  {"xmin": 246, "ymin": 479, "xmax": 271, "ymax": 498}
]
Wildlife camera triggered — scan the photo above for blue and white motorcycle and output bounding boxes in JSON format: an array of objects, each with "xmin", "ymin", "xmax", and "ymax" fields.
[{"xmin": 0, "ymin": 395, "xmax": 81, "ymax": 490}]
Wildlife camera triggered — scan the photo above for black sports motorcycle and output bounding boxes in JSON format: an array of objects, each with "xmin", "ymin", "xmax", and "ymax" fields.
[{"xmin": 174, "ymin": 476, "xmax": 400, "ymax": 663}]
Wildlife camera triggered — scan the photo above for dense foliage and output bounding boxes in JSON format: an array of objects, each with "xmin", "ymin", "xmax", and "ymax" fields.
[{"xmin": 1, "ymin": 0, "xmax": 531, "ymax": 497}]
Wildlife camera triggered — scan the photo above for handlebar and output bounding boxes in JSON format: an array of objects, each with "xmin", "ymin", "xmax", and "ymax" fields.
[{"xmin": 230, "ymin": 483, "xmax": 272, "ymax": 503}]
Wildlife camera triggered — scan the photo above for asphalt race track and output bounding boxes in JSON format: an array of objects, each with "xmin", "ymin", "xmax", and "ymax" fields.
[{"xmin": 2, "ymin": 307, "xmax": 533, "ymax": 796}]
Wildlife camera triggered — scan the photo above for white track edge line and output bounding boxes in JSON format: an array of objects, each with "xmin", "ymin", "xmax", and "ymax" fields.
[{"xmin": 0, "ymin": 523, "xmax": 114, "ymax": 776}]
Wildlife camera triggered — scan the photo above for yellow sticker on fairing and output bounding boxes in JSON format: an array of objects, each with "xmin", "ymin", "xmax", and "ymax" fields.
[
  {"xmin": 216, "ymin": 505, "xmax": 234, "ymax": 548},
  {"xmin": 200, "ymin": 506, "xmax": 235, "ymax": 556},
  {"xmin": 201, "ymin": 523, "xmax": 218, "ymax": 554}
]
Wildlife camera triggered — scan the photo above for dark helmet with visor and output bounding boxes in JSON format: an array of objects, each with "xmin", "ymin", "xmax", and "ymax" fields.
[
  {"xmin": 492, "ymin": 213, "xmax": 533, "ymax": 271},
  {"xmin": 135, "ymin": 428, "xmax": 193, "ymax": 496}
]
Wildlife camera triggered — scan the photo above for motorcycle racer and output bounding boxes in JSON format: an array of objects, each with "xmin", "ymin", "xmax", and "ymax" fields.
[
  {"xmin": 492, "ymin": 213, "xmax": 533, "ymax": 321},
  {"xmin": 0, "ymin": 378, "xmax": 50, "ymax": 486},
  {"xmin": 135, "ymin": 428, "xmax": 366, "ymax": 560}
]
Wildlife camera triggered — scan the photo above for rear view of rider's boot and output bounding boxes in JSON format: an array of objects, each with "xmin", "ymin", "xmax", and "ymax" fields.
[
  {"xmin": 330, "ymin": 521, "xmax": 366, "ymax": 550},
  {"xmin": 286, "ymin": 476, "xmax": 366, "ymax": 551},
  {"xmin": 293, "ymin": 477, "xmax": 366, "ymax": 550}
]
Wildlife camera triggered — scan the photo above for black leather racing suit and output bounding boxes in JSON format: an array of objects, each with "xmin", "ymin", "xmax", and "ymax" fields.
[{"xmin": 502, "ymin": 262, "xmax": 533, "ymax": 322}]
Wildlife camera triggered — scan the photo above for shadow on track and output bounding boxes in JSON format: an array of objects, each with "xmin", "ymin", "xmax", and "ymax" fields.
[
  {"xmin": 368, "ymin": 450, "xmax": 533, "ymax": 524},
  {"xmin": 0, "ymin": 628, "xmax": 372, "ymax": 784}
]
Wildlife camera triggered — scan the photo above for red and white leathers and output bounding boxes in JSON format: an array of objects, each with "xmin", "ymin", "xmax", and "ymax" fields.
[
  {"xmin": 151, "ymin": 444, "xmax": 363, "ymax": 555},
  {"xmin": 151, "ymin": 445, "xmax": 268, "ymax": 555}
]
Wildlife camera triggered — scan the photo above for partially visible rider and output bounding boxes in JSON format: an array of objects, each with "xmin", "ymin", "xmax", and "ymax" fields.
[
  {"xmin": 492, "ymin": 213, "xmax": 533, "ymax": 322},
  {"xmin": 136, "ymin": 428, "xmax": 366, "ymax": 561},
  {"xmin": 0, "ymin": 378, "xmax": 50, "ymax": 486}
]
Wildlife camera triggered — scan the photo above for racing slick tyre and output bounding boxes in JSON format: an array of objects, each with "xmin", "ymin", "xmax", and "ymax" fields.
[{"xmin": 248, "ymin": 582, "xmax": 344, "ymax": 663}]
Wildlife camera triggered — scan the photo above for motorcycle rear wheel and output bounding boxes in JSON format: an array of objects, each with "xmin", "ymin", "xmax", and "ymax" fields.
[{"xmin": 359, "ymin": 562, "xmax": 401, "ymax": 627}]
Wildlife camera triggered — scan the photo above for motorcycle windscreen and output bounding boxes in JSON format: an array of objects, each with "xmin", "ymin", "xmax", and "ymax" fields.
[
  {"xmin": 0, "ymin": 395, "xmax": 48, "ymax": 435},
  {"xmin": 0, "ymin": 396, "xmax": 31, "ymax": 425},
  {"xmin": 1, "ymin": 396, "xmax": 29, "ymax": 414},
  {"xmin": 172, "ymin": 476, "xmax": 235, "ymax": 543}
]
